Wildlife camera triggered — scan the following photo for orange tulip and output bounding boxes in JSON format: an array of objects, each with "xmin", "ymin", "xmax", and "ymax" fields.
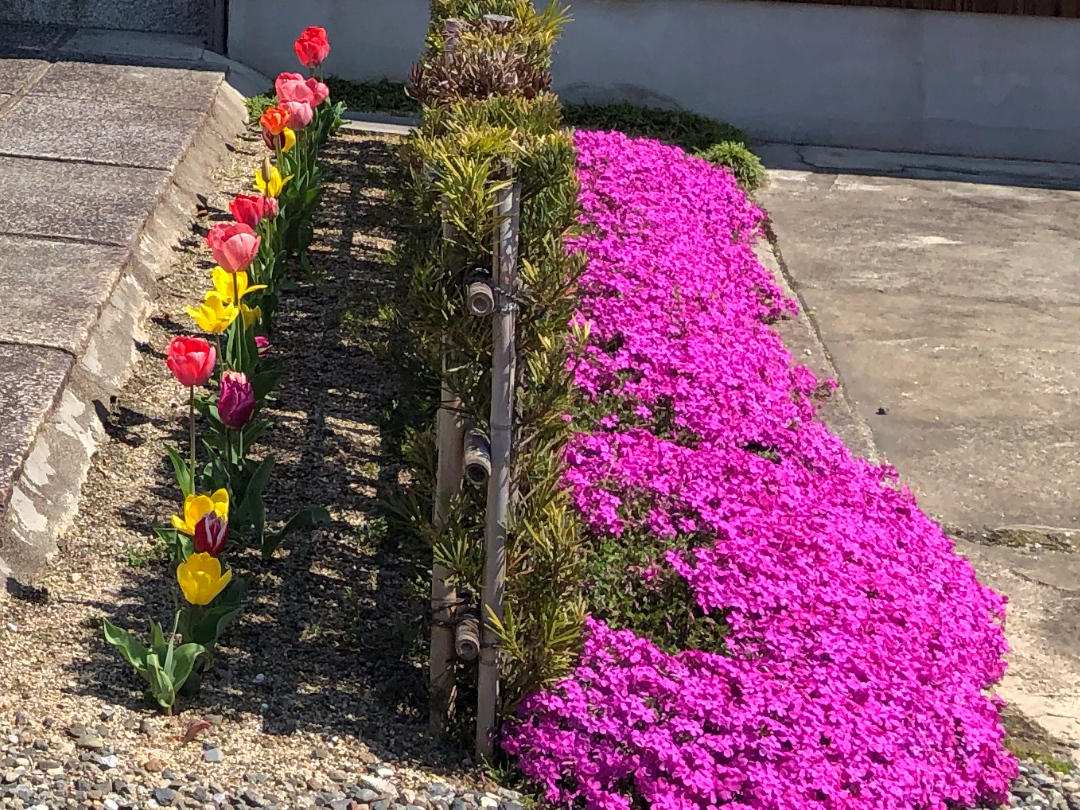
[{"xmin": 259, "ymin": 106, "xmax": 290, "ymax": 136}]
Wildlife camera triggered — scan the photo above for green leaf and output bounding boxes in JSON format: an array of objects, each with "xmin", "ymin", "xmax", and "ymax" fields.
[
  {"xmin": 262, "ymin": 504, "xmax": 330, "ymax": 560},
  {"xmin": 250, "ymin": 367, "xmax": 282, "ymax": 403},
  {"xmin": 153, "ymin": 527, "xmax": 191, "ymax": 566},
  {"xmin": 184, "ymin": 578, "xmax": 246, "ymax": 652},
  {"xmin": 241, "ymin": 419, "xmax": 270, "ymax": 448},
  {"xmin": 102, "ymin": 620, "xmax": 149, "ymax": 672},
  {"xmin": 149, "ymin": 618, "xmax": 167, "ymax": 653},
  {"xmin": 145, "ymin": 653, "xmax": 175, "ymax": 709},
  {"xmin": 252, "ymin": 493, "xmax": 267, "ymax": 550},
  {"xmin": 235, "ymin": 457, "xmax": 275, "ymax": 524},
  {"xmin": 168, "ymin": 643, "xmax": 206, "ymax": 692},
  {"xmin": 165, "ymin": 445, "xmax": 193, "ymax": 497}
]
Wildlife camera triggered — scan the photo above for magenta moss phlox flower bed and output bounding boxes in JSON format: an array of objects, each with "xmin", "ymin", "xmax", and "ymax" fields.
[{"xmin": 502, "ymin": 130, "xmax": 1016, "ymax": 810}]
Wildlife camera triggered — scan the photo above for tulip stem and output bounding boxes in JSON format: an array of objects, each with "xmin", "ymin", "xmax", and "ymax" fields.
[
  {"xmin": 189, "ymin": 387, "xmax": 196, "ymax": 490},
  {"xmin": 233, "ymin": 272, "xmax": 244, "ymax": 371}
]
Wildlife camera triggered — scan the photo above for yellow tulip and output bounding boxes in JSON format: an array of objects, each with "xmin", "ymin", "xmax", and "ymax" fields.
[
  {"xmin": 282, "ymin": 128, "xmax": 297, "ymax": 153},
  {"xmin": 171, "ymin": 489, "xmax": 229, "ymax": 536},
  {"xmin": 211, "ymin": 268, "xmax": 266, "ymax": 305},
  {"xmin": 253, "ymin": 166, "xmax": 293, "ymax": 199},
  {"xmin": 185, "ymin": 291, "xmax": 238, "ymax": 334},
  {"xmin": 241, "ymin": 304, "xmax": 262, "ymax": 328},
  {"xmin": 177, "ymin": 552, "xmax": 232, "ymax": 606}
]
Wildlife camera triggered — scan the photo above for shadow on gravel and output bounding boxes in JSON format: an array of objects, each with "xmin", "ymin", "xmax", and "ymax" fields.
[{"xmin": 69, "ymin": 133, "xmax": 457, "ymax": 767}]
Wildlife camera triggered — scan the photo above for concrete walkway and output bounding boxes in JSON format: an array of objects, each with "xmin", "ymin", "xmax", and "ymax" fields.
[
  {"xmin": 758, "ymin": 144, "xmax": 1080, "ymax": 750},
  {"xmin": 0, "ymin": 25, "xmax": 259, "ymax": 580}
]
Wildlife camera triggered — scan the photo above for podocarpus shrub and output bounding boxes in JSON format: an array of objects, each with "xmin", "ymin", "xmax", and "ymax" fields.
[
  {"xmin": 503, "ymin": 130, "xmax": 1017, "ymax": 810},
  {"xmin": 395, "ymin": 0, "xmax": 588, "ymax": 722}
]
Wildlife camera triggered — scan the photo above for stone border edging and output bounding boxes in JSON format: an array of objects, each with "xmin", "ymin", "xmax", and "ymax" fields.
[{"xmin": 0, "ymin": 70, "xmax": 249, "ymax": 584}]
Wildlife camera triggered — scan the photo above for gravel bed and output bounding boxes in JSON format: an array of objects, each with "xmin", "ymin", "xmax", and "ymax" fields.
[
  {"xmin": 0, "ymin": 714, "xmax": 524, "ymax": 810},
  {"xmin": 1006, "ymin": 761, "xmax": 1080, "ymax": 810},
  {"xmin": 0, "ymin": 130, "xmax": 495, "ymax": 809}
]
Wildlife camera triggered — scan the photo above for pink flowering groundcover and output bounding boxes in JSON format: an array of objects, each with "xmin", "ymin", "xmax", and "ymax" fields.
[{"xmin": 502, "ymin": 130, "xmax": 1016, "ymax": 810}]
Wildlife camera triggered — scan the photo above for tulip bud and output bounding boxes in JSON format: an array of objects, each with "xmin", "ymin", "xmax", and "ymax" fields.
[
  {"xmin": 193, "ymin": 511, "xmax": 228, "ymax": 556},
  {"xmin": 218, "ymin": 370, "xmax": 256, "ymax": 430},
  {"xmin": 261, "ymin": 155, "xmax": 273, "ymax": 185}
]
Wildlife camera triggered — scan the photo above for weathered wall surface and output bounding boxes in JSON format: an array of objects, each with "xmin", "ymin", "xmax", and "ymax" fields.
[
  {"xmin": 1, "ymin": 0, "xmax": 212, "ymax": 37},
  {"xmin": 230, "ymin": 0, "xmax": 1080, "ymax": 163}
]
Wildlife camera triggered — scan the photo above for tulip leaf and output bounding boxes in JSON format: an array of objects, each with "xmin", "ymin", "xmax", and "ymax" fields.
[
  {"xmin": 250, "ymin": 367, "xmax": 282, "ymax": 403},
  {"xmin": 241, "ymin": 419, "xmax": 270, "ymax": 449},
  {"xmin": 149, "ymin": 618, "xmax": 167, "ymax": 652},
  {"xmin": 168, "ymin": 643, "xmax": 206, "ymax": 695},
  {"xmin": 185, "ymin": 580, "xmax": 245, "ymax": 648},
  {"xmin": 103, "ymin": 620, "xmax": 149, "ymax": 672},
  {"xmin": 252, "ymin": 492, "xmax": 267, "ymax": 551},
  {"xmin": 165, "ymin": 445, "xmax": 194, "ymax": 497},
  {"xmin": 237, "ymin": 457, "xmax": 275, "ymax": 521},
  {"xmin": 145, "ymin": 653, "xmax": 176, "ymax": 709},
  {"xmin": 262, "ymin": 504, "xmax": 331, "ymax": 560},
  {"xmin": 154, "ymin": 527, "xmax": 192, "ymax": 565}
]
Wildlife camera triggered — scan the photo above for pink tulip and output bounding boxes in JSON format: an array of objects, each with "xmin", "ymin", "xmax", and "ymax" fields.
[
  {"xmin": 305, "ymin": 78, "xmax": 330, "ymax": 107},
  {"xmin": 218, "ymin": 371, "xmax": 255, "ymax": 430},
  {"xmin": 281, "ymin": 100, "xmax": 313, "ymax": 130},
  {"xmin": 206, "ymin": 222, "xmax": 260, "ymax": 273},
  {"xmin": 254, "ymin": 336, "xmax": 270, "ymax": 357},
  {"xmin": 276, "ymin": 72, "xmax": 315, "ymax": 106}
]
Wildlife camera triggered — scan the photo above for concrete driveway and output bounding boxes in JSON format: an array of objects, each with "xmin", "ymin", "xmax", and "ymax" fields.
[{"xmin": 758, "ymin": 144, "xmax": 1080, "ymax": 751}]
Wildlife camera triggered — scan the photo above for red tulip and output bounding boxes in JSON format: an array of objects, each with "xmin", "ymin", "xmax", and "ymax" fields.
[
  {"xmin": 281, "ymin": 100, "xmax": 313, "ymax": 130},
  {"xmin": 206, "ymin": 222, "xmax": 260, "ymax": 273},
  {"xmin": 193, "ymin": 511, "xmax": 228, "ymax": 556},
  {"xmin": 230, "ymin": 195, "xmax": 277, "ymax": 229},
  {"xmin": 218, "ymin": 371, "xmax": 255, "ymax": 430},
  {"xmin": 166, "ymin": 336, "xmax": 216, "ymax": 387},
  {"xmin": 294, "ymin": 26, "xmax": 330, "ymax": 68}
]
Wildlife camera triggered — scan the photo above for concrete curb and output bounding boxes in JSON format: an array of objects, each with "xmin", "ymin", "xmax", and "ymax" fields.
[
  {"xmin": 0, "ymin": 71, "xmax": 248, "ymax": 583},
  {"xmin": 342, "ymin": 110, "xmax": 420, "ymax": 129},
  {"xmin": 754, "ymin": 233, "xmax": 884, "ymax": 466}
]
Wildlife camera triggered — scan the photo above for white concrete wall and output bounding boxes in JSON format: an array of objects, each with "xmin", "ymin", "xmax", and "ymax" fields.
[
  {"xmin": 227, "ymin": 0, "xmax": 429, "ymax": 86},
  {"xmin": 228, "ymin": 0, "xmax": 1080, "ymax": 163}
]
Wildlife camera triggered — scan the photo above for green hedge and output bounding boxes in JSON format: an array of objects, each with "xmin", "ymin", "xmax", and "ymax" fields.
[{"xmin": 394, "ymin": 0, "xmax": 587, "ymax": 732}]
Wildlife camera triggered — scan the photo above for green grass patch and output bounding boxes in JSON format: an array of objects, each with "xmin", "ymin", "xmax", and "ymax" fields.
[
  {"xmin": 325, "ymin": 77, "xmax": 421, "ymax": 117},
  {"xmin": 245, "ymin": 93, "xmax": 275, "ymax": 122},
  {"xmin": 586, "ymin": 529, "xmax": 730, "ymax": 656},
  {"xmin": 246, "ymin": 78, "xmax": 421, "ymax": 124}
]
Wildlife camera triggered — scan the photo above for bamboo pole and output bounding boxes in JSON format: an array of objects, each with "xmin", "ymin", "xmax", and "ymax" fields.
[
  {"xmin": 430, "ymin": 213, "xmax": 465, "ymax": 735},
  {"xmin": 476, "ymin": 179, "xmax": 519, "ymax": 759}
]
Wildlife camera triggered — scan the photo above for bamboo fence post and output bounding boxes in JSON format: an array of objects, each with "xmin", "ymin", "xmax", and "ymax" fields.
[
  {"xmin": 430, "ymin": 208, "xmax": 465, "ymax": 735},
  {"xmin": 476, "ymin": 178, "xmax": 519, "ymax": 759}
]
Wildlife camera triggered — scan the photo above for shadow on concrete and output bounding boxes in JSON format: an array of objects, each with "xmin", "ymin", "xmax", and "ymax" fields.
[
  {"xmin": 756, "ymin": 141, "xmax": 1080, "ymax": 193},
  {"xmin": 0, "ymin": 21, "xmax": 268, "ymax": 97}
]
